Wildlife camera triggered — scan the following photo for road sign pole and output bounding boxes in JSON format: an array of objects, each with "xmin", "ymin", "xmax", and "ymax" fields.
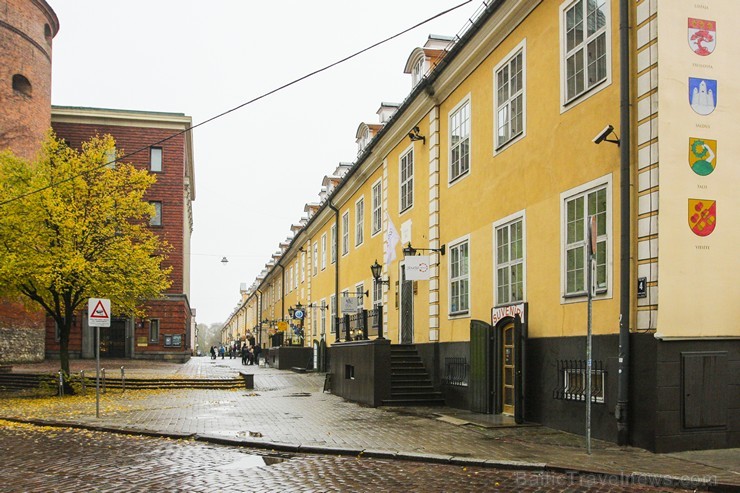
[
  {"xmin": 96, "ymin": 325, "xmax": 100, "ymax": 418},
  {"xmin": 88, "ymin": 298, "xmax": 110, "ymax": 419}
]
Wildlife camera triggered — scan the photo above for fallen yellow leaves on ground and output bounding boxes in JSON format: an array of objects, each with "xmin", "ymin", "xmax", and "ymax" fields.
[{"xmin": 0, "ymin": 388, "xmax": 178, "ymax": 420}]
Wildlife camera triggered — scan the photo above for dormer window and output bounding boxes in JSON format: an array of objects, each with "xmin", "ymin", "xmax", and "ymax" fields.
[
  {"xmin": 358, "ymin": 127, "xmax": 370, "ymax": 154},
  {"xmin": 411, "ymin": 56, "xmax": 425, "ymax": 86}
]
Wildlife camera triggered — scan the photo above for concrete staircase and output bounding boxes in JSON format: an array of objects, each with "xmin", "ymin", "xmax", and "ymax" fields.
[{"xmin": 383, "ymin": 344, "xmax": 445, "ymax": 406}]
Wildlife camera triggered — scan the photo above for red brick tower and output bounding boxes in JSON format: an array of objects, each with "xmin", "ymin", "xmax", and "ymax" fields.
[
  {"xmin": 0, "ymin": 0, "xmax": 59, "ymax": 160},
  {"xmin": 0, "ymin": 0, "xmax": 59, "ymax": 362}
]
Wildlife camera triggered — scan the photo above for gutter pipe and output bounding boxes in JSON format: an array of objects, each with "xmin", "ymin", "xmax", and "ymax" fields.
[
  {"xmin": 616, "ymin": 0, "xmax": 631, "ymax": 446},
  {"xmin": 328, "ymin": 199, "xmax": 340, "ymax": 342}
]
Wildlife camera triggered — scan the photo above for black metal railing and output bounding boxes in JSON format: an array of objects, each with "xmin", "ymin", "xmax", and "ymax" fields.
[
  {"xmin": 333, "ymin": 307, "xmax": 385, "ymax": 342},
  {"xmin": 553, "ymin": 359, "xmax": 605, "ymax": 403},
  {"xmin": 444, "ymin": 357, "xmax": 469, "ymax": 387}
]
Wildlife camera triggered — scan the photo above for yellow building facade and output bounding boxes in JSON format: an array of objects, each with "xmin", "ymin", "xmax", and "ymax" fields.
[{"xmin": 226, "ymin": 0, "xmax": 738, "ymax": 452}]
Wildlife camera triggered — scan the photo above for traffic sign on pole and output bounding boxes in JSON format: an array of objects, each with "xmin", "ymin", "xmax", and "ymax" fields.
[{"xmin": 88, "ymin": 298, "xmax": 111, "ymax": 328}]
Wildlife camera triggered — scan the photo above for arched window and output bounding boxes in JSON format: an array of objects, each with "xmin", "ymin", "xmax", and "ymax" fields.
[
  {"xmin": 12, "ymin": 74, "xmax": 32, "ymax": 97},
  {"xmin": 44, "ymin": 24, "xmax": 52, "ymax": 44}
]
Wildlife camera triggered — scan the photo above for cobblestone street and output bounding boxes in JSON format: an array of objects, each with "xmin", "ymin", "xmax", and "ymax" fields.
[
  {"xmin": 2, "ymin": 357, "xmax": 737, "ymax": 491},
  {"xmin": 0, "ymin": 423, "xmax": 692, "ymax": 492}
]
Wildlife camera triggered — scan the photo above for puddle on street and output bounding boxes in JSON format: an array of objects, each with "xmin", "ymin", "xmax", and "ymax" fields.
[{"xmin": 214, "ymin": 453, "xmax": 286, "ymax": 471}]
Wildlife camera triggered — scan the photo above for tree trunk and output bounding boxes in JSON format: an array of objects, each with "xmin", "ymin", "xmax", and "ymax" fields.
[{"xmin": 59, "ymin": 319, "xmax": 75, "ymax": 395}]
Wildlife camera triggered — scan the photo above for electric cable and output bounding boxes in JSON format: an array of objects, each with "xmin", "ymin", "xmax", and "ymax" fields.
[{"xmin": 0, "ymin": 0, "xmax": 472, "ymax": 208}]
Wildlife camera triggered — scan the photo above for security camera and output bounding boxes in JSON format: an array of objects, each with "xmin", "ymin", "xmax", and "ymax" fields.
[{"xmin": 592, "ymin": 125, "xmax": 615, "ymax": 144}]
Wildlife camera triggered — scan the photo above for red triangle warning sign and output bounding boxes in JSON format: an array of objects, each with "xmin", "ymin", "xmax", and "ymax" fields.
[{"xmin": 90, "ymin": 300, "xmax": 109, "ymax": 319}]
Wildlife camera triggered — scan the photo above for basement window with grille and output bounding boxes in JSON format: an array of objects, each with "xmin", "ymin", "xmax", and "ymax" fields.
[
  {"xmin": 553, "ymin": 359, "xmax": 605, "ymax": 403},
  {"xmin": 443, "ymin": 357, "xmax": 469, "ymax": 387}
]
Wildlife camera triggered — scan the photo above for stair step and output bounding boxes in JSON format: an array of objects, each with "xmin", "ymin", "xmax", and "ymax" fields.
[
  {"xmin": 382, "ymin": 398, "xmax": 446, "ymax": 406},
  {"xmin": 388, "ymin": 344, "xmax": 445, "ymax": 407}
]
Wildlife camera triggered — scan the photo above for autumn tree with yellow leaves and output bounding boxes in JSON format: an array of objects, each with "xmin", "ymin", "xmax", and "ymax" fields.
[{"xmin": 0, "ymin": 133, "xmax": 171, "ymax": 382}]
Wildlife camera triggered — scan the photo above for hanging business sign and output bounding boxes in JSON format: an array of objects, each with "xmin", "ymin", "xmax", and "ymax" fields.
[
  {"xmin": 405, "ymin": 255, "xmax": 430, "ymax": 281},
  {"xmin": 341, "ymin": 295, "xmax": 358, "ymax": 313}
]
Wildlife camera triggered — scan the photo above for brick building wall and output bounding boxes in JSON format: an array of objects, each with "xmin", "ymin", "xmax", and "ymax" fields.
[
  {"xmin": 48, "ymin": 108, "xmax": 195, "ymax": 361},
  {"xmin": 0, "ymin": 0, "xmax": 58, "ymax": 160},
  {"xmin": 51, "ymin": 120, "xmax": 186, "ymax": 293}
]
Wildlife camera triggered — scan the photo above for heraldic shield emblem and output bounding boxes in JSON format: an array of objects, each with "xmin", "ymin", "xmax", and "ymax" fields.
[
  {"xmin": 688, "ymin": 138, "xmax": 717, "ymax": 176},
  {"xmin": 688, "ymin": 18, "xmax": 716, "ymax": 56},
  {"xmin": 688, "ymin": 199, "xmax": 716, "ymax": 237}
]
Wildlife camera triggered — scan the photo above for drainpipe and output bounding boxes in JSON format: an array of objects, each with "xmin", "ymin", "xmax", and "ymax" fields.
[
  {"xmin": 328, "ymin": 199, "xmax": 340, "ymax": 341},
  {"xmin": 277, "ymin": 262, "xmax": 285, "ymax": 321},
  {"xmin": 255, "ymin": 289, "xmax": 262, "ymax": 346},
  {"xmin": 616, "ymin": 0, "xmax": 631, "ymax": 446}
]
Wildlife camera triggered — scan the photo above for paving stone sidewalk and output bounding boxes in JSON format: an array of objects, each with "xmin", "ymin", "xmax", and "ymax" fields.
[{"xmin": 4, "ymin": 356, "xmax": 739, "ymax": 489}]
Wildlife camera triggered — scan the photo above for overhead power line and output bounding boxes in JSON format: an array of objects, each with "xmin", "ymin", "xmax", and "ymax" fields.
[{"xmin": 0, "ymin": 1, "xmax": 472, "ymax": 208}]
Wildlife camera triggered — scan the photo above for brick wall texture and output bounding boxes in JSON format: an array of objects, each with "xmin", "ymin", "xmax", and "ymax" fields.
[
  {"xmin": 51, "ymin": 122, "xmax": 186, "ymax": 294},
  {"xmin": 0, "ymin": 0, "xmax": 58, "ymax": 357},
  {"xmin": 0, "ymin": 0, "xmax": 58, "ymax": 160}
]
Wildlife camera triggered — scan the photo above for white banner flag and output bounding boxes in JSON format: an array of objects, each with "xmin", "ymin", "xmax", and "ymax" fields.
[
  {"xmin": 405, "ymin": 255, "xmax": 431, "ymax": 281},
  {"xmin": 384, "ymin": 214, "xmax": 400, "ymax": 265}
]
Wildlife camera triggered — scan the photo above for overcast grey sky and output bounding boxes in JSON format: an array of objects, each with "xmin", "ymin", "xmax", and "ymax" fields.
[{"xmin": 49, "ymin": 0, "xmax": 483, "ymax": 324}]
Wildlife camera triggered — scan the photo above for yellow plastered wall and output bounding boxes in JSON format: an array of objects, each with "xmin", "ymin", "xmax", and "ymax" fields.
[{"xmin": 433, "ymin": 0, "xmax": 623, "ymax": 340}]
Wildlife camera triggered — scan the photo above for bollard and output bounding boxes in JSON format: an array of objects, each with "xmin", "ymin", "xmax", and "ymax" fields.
[
  {"xmin": 80, "ymin": 370, "xmax": 86, "ymax": 395},
  {"xmin": 121, "ymin": 366, "xmax": 125, "ymax": 393},
  {"xmin": 101, "ymin": 368, "xmax": 106, "ymax": 394},
  {"xmin": 58, "ymin": 370, "xmax": 64, "ymax": 397}
]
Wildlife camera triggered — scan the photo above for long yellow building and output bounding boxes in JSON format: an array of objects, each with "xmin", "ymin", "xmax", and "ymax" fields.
[{"xmin": 223, "ymin": 0, "xmax": 739, "ymax": 453}]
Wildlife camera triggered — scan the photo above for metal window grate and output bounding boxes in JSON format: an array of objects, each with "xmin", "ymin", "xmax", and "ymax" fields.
[
  {"xmin": 553, "ymin": 359, "xmax": 605, "ymax": 403},
  {"xmin": 444, "ymin": 357, "xmax": 469, "ymax": 387}
]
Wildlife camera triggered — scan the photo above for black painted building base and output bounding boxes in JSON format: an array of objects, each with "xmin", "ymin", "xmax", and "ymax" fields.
[
  {"xmin": 265, "ymin": 346, "xmax": 313, "ymax": 370},
  {"xmin": 328, "ymin": 339, "xmax": 391, "ymax": 407},
  {"xmin": 408, "ymin": 334, "xmax": 738, "ymax": 453}
]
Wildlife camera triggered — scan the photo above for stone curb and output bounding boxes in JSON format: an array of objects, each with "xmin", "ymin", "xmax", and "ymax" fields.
[{"xmin": 0, "ymin": 417, "xmax": 733, "ymax": 491}]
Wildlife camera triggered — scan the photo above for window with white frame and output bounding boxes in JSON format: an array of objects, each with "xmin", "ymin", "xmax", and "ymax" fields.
[
  {"xmin": 330, "ymin": 294, "xmax": 336, "ymax": 334},
  {"xmin": 331, "ymin": 224, "xmax": 337, "ymax": 263},
  {"xmin": 411, "ymin": 55, "xmax": 425, "ymax": 86},
  {"xmin": 449, "ymin": 99, "xmax": 471, "ymax": 182},
  {"xmin": 150, "ymin": 147, "xmax": 162, "ymax": 172},
  {"xmin": 495, "ymin": 217, "xmax": 525, "ymax": 305},
  {"xmin": 373, "ymin": 277, "xmax": 382, "ymax": 309},
  {"xmin": 320, "ymin": 300, "xmax": 327, "ymax": 338},
  {"xmin": 321, "ymin": 233, "xmax": 327, "ymax": 270},
  {"xmin": 495, "ymin": 46, "xmax": 524, "ymax": 148},
  {"xmin": 400, "ymin": 149, "xmax": 414, "ymax": 212},
  {"xmin": 355, "ymin": 197, "xmax": 364, "ymax": 246},
  {"xmin": 313, "ymin": 243, "xmax": 318, "ymax": 276},
  {"xmin": 294, "ymin": 263, "xmax": 298, "ymax": 290},
  {"xmin": 371, "ymin": 181, "xmax": 382, "ymax": 236},
  {"xmin": 105, "ymin": 147, "xmax": 117, "ymax": 169},
  {"xmin": 563, "ymin": 181, "xmax": 609, "ymax": 296},
  {"xmin": 288, "ymin": 266, "xmax": 293, "ymax": 292},
  {"xmin": 149, "ymin": 201, "xmax": 162, "ymax": 226},
  {"xmin": 342, "ymin": 212, "xmax": 350, "ymax": 255},
  {"xmin": 562, "ymin": 0, "xmax": 610, "ymax": 104},
  {"xmin": 449, "ymin": 239, "xmax": 470, "ymax": 315},
  {"xmin": 301, "ymin": 252, "xmax": 305, "ymax": 283},
  {"xmin": 149, "ymin": 319, "xmax": 160, "ymax": 343}
]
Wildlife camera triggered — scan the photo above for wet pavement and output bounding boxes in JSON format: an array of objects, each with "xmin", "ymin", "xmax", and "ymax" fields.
[
  {"xmin": 1, "ymin": 356, "xmax": 738, "ymax": 491},
  {"xmin": 0, "ymin": 422, "xmax": 693, "ymax": 492}
]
